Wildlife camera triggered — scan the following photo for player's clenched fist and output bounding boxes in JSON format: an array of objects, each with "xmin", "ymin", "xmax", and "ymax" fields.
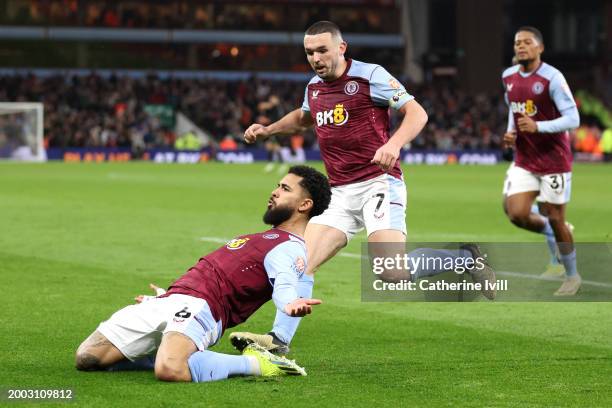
[
  {"xmin": 517, "ymin": 113, "xmax": 537, "ymax": 133},
  {"xmin": 284, "ymin": 298, "xmax": 322, "ymax": 317},
  {"xmin": 503, "ymin": 131, "xmax": 517, "ymax": 149},
  {"xmin": 371, "ymin": 142, "xmax": 400, "ymax": 172},
  {"xmin": 243, "ymin": 124, "xmax": 270, "ymax": 144}
]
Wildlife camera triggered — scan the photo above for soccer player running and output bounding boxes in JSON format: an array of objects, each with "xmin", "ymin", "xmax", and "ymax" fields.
[
  {"xmin": 501, "ymin": 26, "xmax": 581, "ymax": 296},
  {"xmin": 75, "ymin": 166, "xmax": 331, "ymax": 382},
  {"xmin": 237, "ymin": 20, "xmax": 431, "ymax": 354}
]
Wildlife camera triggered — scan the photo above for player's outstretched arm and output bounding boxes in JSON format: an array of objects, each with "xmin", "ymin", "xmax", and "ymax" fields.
[
  {"xmin": 284, "ymin": 298, "xmax": 322, "ymax": 317},
  {"xmin": 372, "ymin": 99, "xmax": 428, "ymax": 171},
  {"xmin": 244, "ymin": 108, "xmax": 313, "ymax": 144}
]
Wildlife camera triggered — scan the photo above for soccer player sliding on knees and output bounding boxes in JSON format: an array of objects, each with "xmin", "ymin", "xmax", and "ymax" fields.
[{"xmin": 75, "ymin": 166, "xmax": 330, "ymax": 382}]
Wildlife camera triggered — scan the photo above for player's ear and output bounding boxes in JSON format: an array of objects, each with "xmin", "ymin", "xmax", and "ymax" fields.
[
  {"xmin": 298, "ymin": 198, "xmax": 314, "ymax": 215},
  {"xmin": 339, "ymin": 40, "xmax": 347, "ymax": 56}
]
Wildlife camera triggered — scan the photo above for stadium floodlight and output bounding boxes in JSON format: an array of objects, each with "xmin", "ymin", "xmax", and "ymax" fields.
[{"xmin": 0, "ymin": 102, "xmax": 46, "ymax": 162}]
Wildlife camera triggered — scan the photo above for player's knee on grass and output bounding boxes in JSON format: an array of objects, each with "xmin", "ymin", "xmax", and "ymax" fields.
[
  {"xmin": 75, "ymin": 331, "xmax": 123, "ymax": 371},
  {"xmin": 154, "ymin": 358, "xmax": 192, "ymax": 382},
  {"xmin": 154, "ymin": 332, "xmax": 197, "ymax": 382},
  {"xmin": 75, "ymin": 349, "xmax": 103, "ymax": 371}
]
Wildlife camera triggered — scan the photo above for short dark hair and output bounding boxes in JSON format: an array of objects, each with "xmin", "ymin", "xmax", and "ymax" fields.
[
  {"xmin": 305, "ymin": 21, "xmax": 342, "ymax": 39},
  {"xmin": 517, "ymin": 26, "xmax": 544, "ymax": 44},
  {"xmin": 289, "ymin": 165, "xmax": 331, "ymax": 219}
]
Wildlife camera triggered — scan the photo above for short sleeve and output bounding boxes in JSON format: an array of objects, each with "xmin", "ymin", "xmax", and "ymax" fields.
[
  {"xmin": 301, "ymin": 86, "xmax": 310, "ymax": 112},
  {"xmin": 369, "ymin": 66, "xmax": 414, "ymax": 110}
]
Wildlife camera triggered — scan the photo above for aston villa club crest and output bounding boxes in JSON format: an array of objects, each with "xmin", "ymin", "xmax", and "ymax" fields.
[
  {"xmin": 532, "ymin": 82, "xmax": 544, "ymax": 95},
  {"xmin": 344, "ymin": 81, "xmax": 359, "ymax": 95}
]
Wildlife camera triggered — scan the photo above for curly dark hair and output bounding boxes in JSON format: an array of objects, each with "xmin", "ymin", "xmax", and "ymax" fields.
[{"xmin": 289, "ymin": 165, "xmax": 331, "ymax": 219}]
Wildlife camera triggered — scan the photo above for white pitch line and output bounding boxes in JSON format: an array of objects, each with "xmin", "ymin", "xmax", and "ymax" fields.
[
  {"xmin": 496, "ymin": 270, "xmax": 612, "ymax": 289},
  {"xmin": 198, "ymin": 236, "xmax": 612, "ymax": 289},
  {"xmin": 338, "ymin": 252, "xmax": 364, "ymax": 259},
  {"xmin": 199, "ymin": 236, "xmax": 229, "ymax": 244}
]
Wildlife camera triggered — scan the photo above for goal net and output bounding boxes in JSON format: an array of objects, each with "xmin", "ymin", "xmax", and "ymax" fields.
[{"xmin": 0, "ymin": 102, "xmax": 46, "ymax": 161}]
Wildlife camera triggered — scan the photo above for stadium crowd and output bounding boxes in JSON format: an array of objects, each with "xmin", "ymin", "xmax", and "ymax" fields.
[
  {"xmin": 1, "ymin": 0, "xmax": 396, "ymax": 33},
  {"xmin": 0, "ymin": 72, "xmax": 511, "ymax": 151},
  {"xmin": 1, "ymin": 72, "xmax": 608, "ymax": 155}
]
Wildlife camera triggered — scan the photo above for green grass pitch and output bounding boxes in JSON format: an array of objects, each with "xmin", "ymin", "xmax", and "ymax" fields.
[{"xmin": 1, "ymin": 162, "xmax": 611, "ymax": 407}]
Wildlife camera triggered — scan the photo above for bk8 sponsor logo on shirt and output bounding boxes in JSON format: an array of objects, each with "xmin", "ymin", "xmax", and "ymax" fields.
[
  {"xmin": 510, "ymin": 100, "xmax": 538, "ymax": 117},
  {"xmin": 226, "ymin": 238, "xmax": 250, "ymax": 250},
  {"xmin": 315, "ymin": 104, "xmax": 349, "ymax": 127}
]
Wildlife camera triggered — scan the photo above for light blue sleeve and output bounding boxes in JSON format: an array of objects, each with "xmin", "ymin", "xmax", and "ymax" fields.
[
  {"xmin": 536, "ymin": 107, "xmax": 580, "ymax": 133},
  {"xmin": 507, "ymin": 108, "xmax": 516, "ymax": 132},
  {"xmin": 502, "ymin": 73, "xmax": 515, "ymax": 132},
  {"xmin": 369, "ymin": 66, "xmax": 414, "ymax": 110},
  {"xmin": 264, "ymin": 241, "xmax": 307, "ymax": 313},
  {"xmin": 536, "ymin": 73, "xmax": 579, "ymax": 133},
  {"xmin": 301, "ymin": 86, "xmax": 310, "ymax": 112},
  {"xmin": 549, "ymin": 72, "xmax": 577, "ymax": 112}
]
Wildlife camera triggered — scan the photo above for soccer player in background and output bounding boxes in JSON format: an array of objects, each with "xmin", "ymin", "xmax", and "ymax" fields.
[
  {"xmin": 75, "ymin": 166, "xmax": 331, "ymax": 382},
  {"xmin": 238, "ymin": 20, "xmax": 433, "ymax": 354},
  {"xmin": 501, "ymin": 26, "xmax": 581, "ymax": 296}
]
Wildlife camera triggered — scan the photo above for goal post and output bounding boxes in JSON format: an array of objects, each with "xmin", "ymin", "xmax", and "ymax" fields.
[{"xmin": 0, "ymin": 102, "xmax": 46, "ymax": 161}]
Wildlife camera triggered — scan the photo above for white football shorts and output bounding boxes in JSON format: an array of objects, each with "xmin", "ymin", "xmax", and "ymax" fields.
[
  {"xmin": 503, "ymin": 163, "xmax": 572, "ymax": 205},
  {"xmin": 97, "ymin": 294, "xmax": 222, "ymax": 361},
  {"xmin": 309, "ymin": 173, "xmax": 407, "ymax": 240}
]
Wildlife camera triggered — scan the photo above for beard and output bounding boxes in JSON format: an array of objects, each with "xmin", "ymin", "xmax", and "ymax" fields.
[
  {"xmin": 517, "ymin": 56, "xmax": 533, "ymax": 68},
  {"xmin": 263, "ymin": 204, "xmax": 294, "ymax": 227}
]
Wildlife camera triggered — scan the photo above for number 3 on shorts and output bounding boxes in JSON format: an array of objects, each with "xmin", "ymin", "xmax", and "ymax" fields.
[
  {"xmin": 547, "ymin": 174, "xmax": 564, "ymax": 194},
  {"xmin": 541, "ymin": 172, "xmax": 572, "ymax": 204}
]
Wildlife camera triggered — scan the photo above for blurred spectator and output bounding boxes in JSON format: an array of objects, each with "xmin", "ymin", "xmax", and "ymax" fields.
[
  {"xmin": 174, "ymin": 130, "xmax": 202, "ymax": 151},
  {"xmin": 572, "ymin": 119, "xmax": 603, "ymax": 154},
  {"xmin": 218, "ymin": 135, "xmax": 238, "ymax": 150},
  {"xmin": 0, "ymin": 0, "xmax": 398, "ymax": 33},
  {"xmin": 0, "ymin": 72, "xmax": 529, "ymax": 152},
  {"xmin": 600, "ymin": 128, "xmax": 612, "ymax": 162},
  {"xmin": 409, "ymin": 81, "xmax": 506, "ymax": 151}
]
